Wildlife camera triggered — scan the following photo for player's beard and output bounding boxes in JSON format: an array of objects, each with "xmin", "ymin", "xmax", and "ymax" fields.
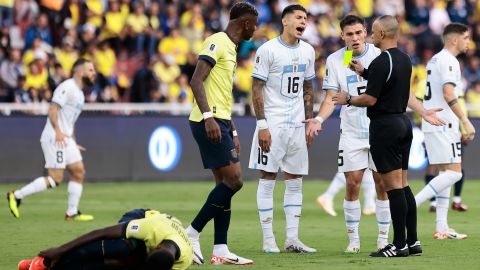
[{"xmin": 82, "ymin": 75, "xmax": 95, "ymax": 88}]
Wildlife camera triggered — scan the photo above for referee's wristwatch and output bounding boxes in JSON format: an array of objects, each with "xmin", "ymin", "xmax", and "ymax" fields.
[{"xmin": 345, "ymin": 93, "xmax": 352, "ymax": 106}]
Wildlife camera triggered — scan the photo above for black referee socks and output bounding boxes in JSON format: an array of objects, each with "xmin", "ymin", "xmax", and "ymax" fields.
[
  {"xmin": 403, "ymin": 186, "xmax": 418, "ymax": 246},
  {"xmin": 387, "ymin": 188, "xmax": 407, "ymax": 249}
]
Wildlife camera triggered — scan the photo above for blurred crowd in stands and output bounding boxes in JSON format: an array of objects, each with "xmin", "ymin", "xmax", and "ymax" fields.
[{"xmin": 0, "ymin": 0, "xmax": 479, "ymax": 117}]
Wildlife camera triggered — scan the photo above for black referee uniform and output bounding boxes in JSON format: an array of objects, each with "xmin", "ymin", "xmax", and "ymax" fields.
[{"xmin": 362, "ymin": 47, "xmax": 418, "ymax": 256}]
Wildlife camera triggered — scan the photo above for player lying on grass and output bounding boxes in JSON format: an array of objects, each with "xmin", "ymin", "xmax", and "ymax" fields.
[{"xmin": 18, "ymin": 209, "xmax": 192, "ymax": 270}]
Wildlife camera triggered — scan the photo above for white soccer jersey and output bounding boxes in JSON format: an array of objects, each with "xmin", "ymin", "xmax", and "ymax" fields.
[
  {"xmin": 422, "ymin": 49, "xmax": 462, "ymax": 133},
  {"xmin": 322, "ymin": 43, "xmax": 380, "ymax": 139},
  {"xmin": 252, "ymin": 37, "xmax": 316, "ymax": 128},
  {"xmin": 40, "ymin": 78, "xmax": 85, "ymax": 141}
]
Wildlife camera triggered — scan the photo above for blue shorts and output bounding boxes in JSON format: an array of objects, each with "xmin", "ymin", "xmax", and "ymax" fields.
[{"xmin": 190, "ymin": 118, "xmax": 239, "ymax": 169}]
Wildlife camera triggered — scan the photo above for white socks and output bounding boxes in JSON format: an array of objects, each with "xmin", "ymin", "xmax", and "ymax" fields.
[
  {"xmin": 257, "ymin": 179, "xmax": 276, "ymax": 244},
  {"xmin": 436, "ymin": 186, "xmax": 451, "ymax": 233},
  {"xmin": 284, "ymin": 178, "xmax": 302, "ymax": 240},
  {"xmin": 322, "ymin": 172, "xmax": 346, "ymax": 200},
  {"xmin": 66, "ymin": 181, "xmax": 83, "ymax": 216},
  {"xmin": 375, "ymin": 199, "xmax": 391, "ymax": 242},
  {"xmin": 415, "ymin": 170, "xmax": 462, "ymax": 207},
  {"xmin": 344, "ymin": 199, "xmax": 361, "ymax": 244},
  {"xmin": 213, "ymin": 244, "xmax": 229, "ymax": 256},
  {"xmin": 14, "ymin": 176, "xmax": 55, "ymax": 199}
]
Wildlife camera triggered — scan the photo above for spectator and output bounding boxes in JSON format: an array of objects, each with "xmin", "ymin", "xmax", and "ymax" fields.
[
  {"xmin": 0, "ymin": 48, "xmax": 24, "ymax": 101},
  {"xmin": 466, "ymin": 81, "xmax": 480, "ymax": 118},
  {"xmin": 100, "ymin": 0, "xmax": 127, "ymax": 55},
  {"xmin": 84, "ymin": 0, "xmax": 104, "ymax": 28},
  {"xmin": 54, "ymin": 37, "xmax": 79, "ymax": 76},
  {"xmin": 24, "ymin": 13, "xmax": 52, "ymax": 50},
  {"xmin": 147, "ymin": 1, "xmax": 163, "ymax": 58},
  {"xmin": 126, "ymin": 1, "xmax": 149, "ymax": 56},
  {"xmin": 154, "ymin": 54, "xmax": 180, "ymax": 89},
  {"xmin": 233, "ymin": 57, "xmax": 253, "ymax": 104},
  {"xmin": 158, "ymin": 27, "xmax": 189, "ymax": 66},
  {"xmin": 161, "ymin": 4, "xmax": 179, "ymax": 36},
  {"xmin": 0, "ymin": 0, "xmax": 14, "ymax": 28}
]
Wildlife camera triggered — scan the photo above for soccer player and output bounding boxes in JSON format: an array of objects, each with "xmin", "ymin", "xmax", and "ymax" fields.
[
  {"xmin": 317, "ymin": 170, "xmax": 377, "ymax": 217},
  {"xmin": 186, "ymin": 2, "xmax": 258, "ymax": 265},
  {"xmin": 305, "ymin": 15, "xmax": 391, "ymax": 253},
  {"xmin": 249, "ymin": 4, "xmax": 316, "ymax": 254},
  {"xmin": 19, "ymin": 209, "xmax": 192, "ymax": 270},
  {"xmin": 7, "ymin": 59, "xmax": 95, "ymax": 221},
  {"xmin": 333, "ymin": 15, "xmax": 444, "ymax": 257},
  {"xmin": 414, "ymin": 23, "xmax": 475, "ymax": 239}
]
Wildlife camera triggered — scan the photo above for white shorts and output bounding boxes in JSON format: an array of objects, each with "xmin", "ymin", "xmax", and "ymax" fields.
[
  {"xmin": 424, "ymin": 131, "xmax": 461, "ymax": 164},
  {"xmin": 249, "ymin": 126, "xmax": 308, "ymax": 175},
  {"xmin": 41, "ymin": 137, "xmax": 82, "ymax": 169},
  {"xmin": 338, "ymin": 134, "xmax": 375, "ymax": 173}
]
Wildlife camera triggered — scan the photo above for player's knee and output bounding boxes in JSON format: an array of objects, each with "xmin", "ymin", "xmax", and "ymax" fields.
[
  {"xmin": 261, "ymin": 171, "xmax": 276, "ymax": 180},
  {"xmin": 73, "ymin": 167, "xmax": 86, "ymax": 181},
  {"xmin": 225, "ymin": 171, "xmax": 243, "ymax": 191}
]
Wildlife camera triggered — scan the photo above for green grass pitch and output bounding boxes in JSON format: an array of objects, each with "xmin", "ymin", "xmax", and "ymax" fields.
[{"xmin": 1, "ymin": 180, "xmax": 479, "ymax": 269}]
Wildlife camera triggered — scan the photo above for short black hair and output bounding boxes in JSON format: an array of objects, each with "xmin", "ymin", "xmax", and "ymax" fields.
[
  {"xmin": 72, "ymin": 58, "xmax": 91, "ymax": 74},
  {"xmin": 443, "ymin": 23, "xmax": 469, "ymax": 37},
  {"xmin": 230, "ymin": 2, "xmax": 258, "ymax": 20},
  {"xmin": 145, "ymin": 249, "xmax": 175, "ymax": 270},
  {"xmin": 281, "ymin": 4, "xmax": 307, "ymax": 18},
  {"xmin": 340, "ymin": 15, "xmax": 365, "ymax": 30}
]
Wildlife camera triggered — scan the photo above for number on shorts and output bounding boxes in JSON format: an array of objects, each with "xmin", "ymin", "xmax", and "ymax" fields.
[
  {"xmin": 338, "ymin": 150, "xmax": 344, "ymax": 167},
  {"xmin": 451, "ymin": 142, "xmax": 462, "ymax": 158},
  {"xmin": 257, "ymin": 147, "xmax": 268, "ymax": 165},
  {"xmin": 56, "ymin": 151, "xmax": 63, "ymax": 163}
]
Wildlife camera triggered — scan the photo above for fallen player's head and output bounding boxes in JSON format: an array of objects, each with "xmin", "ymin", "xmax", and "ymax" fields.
[{"xmin": 146, "ymin": 240, "xmax": 179, "ymax": 270}]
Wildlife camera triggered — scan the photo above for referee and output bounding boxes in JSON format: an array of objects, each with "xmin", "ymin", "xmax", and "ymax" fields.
[{"xmin": 333, "ymin": 15, "xmax": 445, "ymax": 257}]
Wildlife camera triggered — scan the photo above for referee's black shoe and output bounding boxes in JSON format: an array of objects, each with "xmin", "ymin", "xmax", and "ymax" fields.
[
  {"xmin": 408, "ymin": 241, "xmax": 422, "ymax": 256},
  {"xmin": 369, "ymin": 244, "xmax": 409, "ymax": 257}
]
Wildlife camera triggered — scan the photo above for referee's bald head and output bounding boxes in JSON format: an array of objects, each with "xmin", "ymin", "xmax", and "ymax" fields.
[{"xmin": 375, "ymin": 15, "xmax": 399, "ymax": 38}]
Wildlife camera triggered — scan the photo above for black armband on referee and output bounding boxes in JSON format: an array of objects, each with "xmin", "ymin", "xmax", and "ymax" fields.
[
  {"xmin": 447, "ymin": 98, "xmax": 458, "ymax": 106},
  {"xmin": 361, "ymin": 68, "xmax": 369, "ymax": 79}
]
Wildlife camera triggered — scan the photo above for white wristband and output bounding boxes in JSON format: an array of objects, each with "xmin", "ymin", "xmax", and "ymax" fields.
[
  {"xmin": 232, "ymin": 130, "xmax": 238, "ymax": 137},
  {"xmin": 315, "ymin": 115, "xmax": 324, "ymax": 124},
  {"xmin": 257, "ymin": 119, "xmax": 268, "ymax": 130},
  {"xmin": 203, "ymin": 111, "xmax": 213, "ymax": 120}
]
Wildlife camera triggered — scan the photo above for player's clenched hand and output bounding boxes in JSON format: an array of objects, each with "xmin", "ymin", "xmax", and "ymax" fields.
[
  {"xmin": 333, "ymin": 91, "xmax": 348, "ymax": 105},
  {"xmin": 349, "ymin": 60, "xmax": 364, "ymax": 75},
  {"xmin": 205, "ymin": 118, "xmax": 222, "ymax": 143},
  {"xmin": 258, "ymin": 129, "xmax": 271, "ymax": 153},
  {"xmin": 421, "ymin": 108, "xmax": 446, "ymax": 126},
  {"xmin": 39, "ymin": 247, "xmax": 64, "ymax": 267},
  {"xmin": 460, "ymin": 118, "xmax": 476, "ymax": 141},
  {"xmin": 303, "ymin": 118, "xmax": 322, "ymax": 146},
  {"xmin": 233, "ymin": 135, "xmax": 241, "ymax": 155}
]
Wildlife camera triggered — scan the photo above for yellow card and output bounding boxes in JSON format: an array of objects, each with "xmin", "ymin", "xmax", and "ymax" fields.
[{"xmin": 343, "ymin": 50, "xmax": 353, "ymax": 66}]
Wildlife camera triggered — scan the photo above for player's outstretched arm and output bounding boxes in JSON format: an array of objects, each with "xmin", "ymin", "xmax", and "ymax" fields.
[
  {"xmin": 333, "ymin": 91, "xmax": 377, "ymax": 107},
  {"xmin": 39, "ymin": 223, "xmax": 124, "ymax": 267},
  {"xmin": 443, "ymin": 84, "xmax": 475, "ymax": 140},
  {"xmin": 407, "ymin": 90, "xmax": 446, "ymax": 127},
  {"xmin": 303, "ymin": 89, "xmax": 336, "ymax": 140},
  {"xmin": 252, "ymin": 77, "xmax": 271, "ymax": 152},
  {"xmin": 190, "ymin": 60, "xmax": 221, "ymax": 143}
]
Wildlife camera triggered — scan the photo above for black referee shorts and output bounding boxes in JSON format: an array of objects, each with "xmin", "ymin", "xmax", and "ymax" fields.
[
  {"xmin": 190, "ymin": 118, "xmax": 239, "ymax": 169},
  {"xmin": 369, "ymin": 114, "xmax": 413, "ymax": 174}
]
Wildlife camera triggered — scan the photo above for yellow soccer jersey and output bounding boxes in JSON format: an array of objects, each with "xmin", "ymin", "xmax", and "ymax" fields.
[
  {"xmin": 124, "ymin": 213, "xmax": 193, "ymax": 270},
  {"xmin": 189, "ymin": 32, "xmax": 237, "ymax": 122}
]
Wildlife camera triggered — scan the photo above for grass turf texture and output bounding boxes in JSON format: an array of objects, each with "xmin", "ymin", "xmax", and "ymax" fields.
[{"xmin": 1, "ymin": 180, "xmax": 479, "ymax": 269}]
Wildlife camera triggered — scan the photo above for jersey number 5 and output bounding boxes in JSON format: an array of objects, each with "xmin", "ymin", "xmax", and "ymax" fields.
[{"xmin": 424, "ymin": 70, "xmax": 432, "ymax": 101}]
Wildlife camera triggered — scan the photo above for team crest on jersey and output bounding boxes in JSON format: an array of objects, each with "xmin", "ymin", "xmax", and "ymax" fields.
[
  {"xmin": 208, "ymin": 43, "xmax": 217, "ymax": 53},
  {"xmin": 256, "ymin": 56, "xmax": 260, "ymax": 63},
  {"xmin": 129, "ymin": 223, "xmax": 140, "ymax": 233},
  {"xmin": 449, "ymin": 66, "xmax": 452, "ymax": 72}
]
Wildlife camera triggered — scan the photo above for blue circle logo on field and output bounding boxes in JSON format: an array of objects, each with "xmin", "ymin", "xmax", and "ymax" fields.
[
  {"xmin": 148, "ymin": 126, "xmax": 182, "ymax": 172},
  {"xmin": 408, "ymin": 126, "xmax": 428, "ymax": 170}
]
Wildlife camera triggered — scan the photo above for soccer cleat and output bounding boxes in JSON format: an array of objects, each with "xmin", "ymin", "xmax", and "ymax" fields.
[
  {"xmin": 211, "ymin": 252, "xmax": 254, "ymax": 265},
  {"xmin": 377, "ymin": 238, "xmax": 389, "ymax": 250},
  {"xmin": 284, "ymin": 239, "xmax": 317, "ymax": 253},
  {"xmin": 29, "ymin": 256, "xmax": 46, "ymax": 270},
  {"xmin": 362, "ymin": 206, "xmax": 376, "ymax": 216},
  {"xmin": 344, "ymin": 242, "xmax": 360, "ymax": 254},
  {"xmin": 189, "ymin": 235, "xmax": 204, "ymax": 265},
  {"xmin": 7, "ymin": 191, "xmax": 21, "ymax": 218},
  {"xmin": 17, "ymin": 259, "xmax": 32, "ymax": 270},
  {"xmin": 433, "ymin": 232, "xmax": 448, "ymax": 240},
  {"xmin": 434, "ymin": 228, "xmax": 467, "ymax": 240},
  {"xmin": 408, "ymin": 241, "xmax": 422, "ymax": 256},
  {"xmin": 316, "ymin": 196, "xmax": 337, "ymax": 216},
  {"xmin": 369, "ymin": 243, "xmax": 409, "ymax": 257},
  {"xmin": 429, "ymin": 205, "xmax": 436, "ymax": 212},
  {"xmin": 452, "ymin": 202, "xmax": 468, "ymax": 212},
  {"xmin": 263, "ymin": 241, "xmax": 280, "ymax": 253},
  {"xmin": 65, "ymin": 211, "xmax": 94, "ymax": 221}
]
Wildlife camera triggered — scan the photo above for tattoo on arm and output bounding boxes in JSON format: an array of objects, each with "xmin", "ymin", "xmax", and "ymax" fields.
[
  {"xmin": 303, "ymin": 80, "xmax": 314, "ymax": 119},
  {"xmin": 447, "ymin": 98, "xmax": 458, "ymax": 106},
  {"xmin": 252, "ymin": 78, "xmax": 267, "ymax": 120},
  {"xmin": 190, "ymin": 60, "xmax": 214, "ymax": 113},
  {"xmin": 231, "ymin": 119, "xmax": 236, "ymax": 131}
]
